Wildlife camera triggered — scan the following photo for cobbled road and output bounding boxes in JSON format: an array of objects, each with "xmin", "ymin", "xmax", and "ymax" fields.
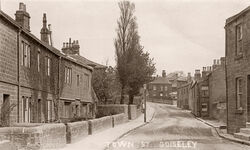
[{"xmin": 109, "ymin": 103, "xmax": 250, "ymax": 150}]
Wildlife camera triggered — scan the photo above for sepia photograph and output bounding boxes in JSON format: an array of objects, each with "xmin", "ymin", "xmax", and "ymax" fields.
[{"xmin": 1, "ymin": 0, "xmax": 250, "ymax": 149}]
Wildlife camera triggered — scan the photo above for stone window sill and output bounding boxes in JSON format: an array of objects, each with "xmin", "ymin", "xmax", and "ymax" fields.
[
  {"xmin": 235, "ymin": 109, "xmax": 244, "ymax": 114},
  {"xmin": 234, "ymin": 54, "xmax": 243, "ymax": 60}
]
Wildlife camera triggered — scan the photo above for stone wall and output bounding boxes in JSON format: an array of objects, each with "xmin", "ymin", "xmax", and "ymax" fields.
[
  {"xmin": 128, "ymin": 105, "xmax": 138, "ymax": 120},
  {"xmin": 88, "ymin": 116, "xmax": 112, "ymax": 135},
  {"xmin": 147, "ymin": 98, "xmax": 174, "ymax": 105},
  {"xmin": 97, "ymin": 104, "xmax": 128, "ymax": 118},
  {"xmin": 66, "ymin": 121, "xmax": 88, "ymax": 143},
  {"xmin": 0, "ymin": 123, "xmax": 66, "ymax": 149},
  {"xmin": 112, "ymin": 113, "xmax": 128, "ymax": 126},
  {"xmin": 0, "ymin": 140, "xmax": 16, "ymax": 150},
  {"xmin": 208, "ymin": 63, "xmax": 226, "ymax": 123}
]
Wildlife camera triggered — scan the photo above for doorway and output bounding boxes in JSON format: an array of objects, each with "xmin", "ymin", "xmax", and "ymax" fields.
[
  {"xmin": 247, "ymin": 75, "xmax": 250, "ymax": 122},
  {"xmin": 1, "ymin": 94, "xmax": 10, "ymax": 126}
]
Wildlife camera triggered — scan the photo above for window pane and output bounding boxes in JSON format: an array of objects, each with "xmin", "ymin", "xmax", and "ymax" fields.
[
  {"xmin": 37, "ymin": 52, "xmax": 40, "ymax": 72},
  {"xmin": 28, "ymin": 46, "xmax": 30, "ymax": 68},
  {"xmin": 21, "ymin": 42, "xmax": 24, "ymax": 66}
]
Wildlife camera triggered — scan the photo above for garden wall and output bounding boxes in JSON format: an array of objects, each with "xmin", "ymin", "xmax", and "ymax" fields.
[{"xmin": 0, "ymin": 123, "xmax": 66, "ymax": 149}]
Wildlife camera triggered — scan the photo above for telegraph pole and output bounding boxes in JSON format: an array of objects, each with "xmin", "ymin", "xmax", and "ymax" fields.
[{"xmin": 143, "ymin": 84, "xmax": 147, "ymax": 123}]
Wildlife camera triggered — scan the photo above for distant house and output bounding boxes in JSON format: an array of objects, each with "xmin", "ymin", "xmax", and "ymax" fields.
[
  {"xmin": 186, "ymin": 58, "xmax": 226, "ymax": 122},
  {"xmin": 190, "ymin": 71, "xmax": 210, "ymax": 117},
  {"xmin": 225, "ymin": 6, "xmax": 250, "ymax": 135},
  {"xmin": 208, "ymin": 58, "xmax": 226, "ymax": 123},
  {"xmin": 177, "ymin": 74, "xmax": 192, "ymax": 109},
  {"xmin": 148, "ymin": 70, "xmax": 187, "ymax": 104}
]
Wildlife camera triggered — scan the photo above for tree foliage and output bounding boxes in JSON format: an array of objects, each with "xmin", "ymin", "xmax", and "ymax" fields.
[
  {"xmin": 115, "ymin": 1, "xmax": 155, "ymax": 104},
  {"xmin": 92, "ymin": 66, "xmax": 121, "ymax": 104}
]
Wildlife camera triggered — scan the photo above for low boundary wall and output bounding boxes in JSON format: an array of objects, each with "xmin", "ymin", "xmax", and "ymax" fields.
[
  {"xmin": 0, "ymin": 123, "xmax": 66, "ymax": 149},
  {"xmin": 66, "ymin": 121, "xmax": 88, "ymax": 143}
]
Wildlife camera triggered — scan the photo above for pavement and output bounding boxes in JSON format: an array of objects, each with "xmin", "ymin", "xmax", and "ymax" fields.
[
  {"xmin": 109, "ymin": 103, "xmax": 250, "ymax": 150},
  {"xmin": 59, "ymin": 102, "xmax": 156, "ymax": 150},
  {"xmin": 194, "ymin": 115, "xmax": 250, "ymax": 146}
]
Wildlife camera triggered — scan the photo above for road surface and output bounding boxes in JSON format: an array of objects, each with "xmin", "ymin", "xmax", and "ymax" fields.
[{"xmin": 108, "ymin": 103, "xmax": 250, "ymax": 150}]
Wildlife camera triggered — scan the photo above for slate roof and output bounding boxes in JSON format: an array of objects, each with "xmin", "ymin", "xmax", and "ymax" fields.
[
  {"xmin": 150, "ymin": 77, "xmax": 171, "ymax": 84},
  {"xmin": 69, "ymin": 54, "xmax": 106, "ymax": 69},
  {"xmin": 0, "ymin": 10, "xmax": 98, "ymax": 71}
]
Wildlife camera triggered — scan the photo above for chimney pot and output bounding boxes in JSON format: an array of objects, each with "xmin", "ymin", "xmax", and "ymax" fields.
[
  {"xmin": 213, "ymin": 59, "xmax": 216, "ymax": 65},
  {"xmin": 195, "ymin": 69, "xmax": 200, "ymax": 74},
  {"xmin": 217, "ymin": 59, "xmax": 220, "ymax": 65},
  {"xmin": 162, "ymin": 70, "xmax": 166, "ymax": 77},
  {"xmin": 19, "ymin": 3, "xmax": 26, "ymax": 11},
  {"xmin": 69, "ymin": 38, "xmax": 71, "ymax": 44}
]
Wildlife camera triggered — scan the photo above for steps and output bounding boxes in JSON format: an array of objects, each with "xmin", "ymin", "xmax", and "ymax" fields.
[
  {"xmin": 233, "ymin": 122, "xmax": 250, "ymax": 141},
  {"xmin": 240, "ymin": 128, "xmax": 250, "ymax": 134},
  {"xmin": 234, "ymin": 132, "xmax": 250, "ymax": 141}
]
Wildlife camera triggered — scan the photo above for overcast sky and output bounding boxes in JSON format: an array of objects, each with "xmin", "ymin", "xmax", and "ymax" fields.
[{"xmin": 2, "ymin": 0, "xmax": 250, "ymax": 75}]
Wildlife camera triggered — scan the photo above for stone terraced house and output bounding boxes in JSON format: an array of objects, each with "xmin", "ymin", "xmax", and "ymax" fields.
[
  {"xmin": 225, "ymin": 6, "xmax": 250, "ymax": 136},
  {"xmin": 178, "ymin": 58, "xmax": 226, "ymax": 123},
  {"xmin": 0, "ymin": 3, "xmax": 105, "ymax": 126}
]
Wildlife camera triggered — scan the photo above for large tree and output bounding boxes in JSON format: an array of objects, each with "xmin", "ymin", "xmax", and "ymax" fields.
[
  {"xmin": 115, "ymin": 1, "xmax": 155, "ymax": 104},
  {"xmin": 114, "ymin": 1, "xmax": 136, "ymax": 104}
]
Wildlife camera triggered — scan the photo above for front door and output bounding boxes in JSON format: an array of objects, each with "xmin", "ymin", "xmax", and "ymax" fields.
[{"xmin": 247, "ymin": 75, "xmax": 250, "ymax": 122}]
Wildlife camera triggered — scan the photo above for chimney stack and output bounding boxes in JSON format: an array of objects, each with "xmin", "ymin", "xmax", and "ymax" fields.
[
  {"xmin": 162, "ymin": 70, "xmax": 166, "ymax": 77},
  {"xmin": 15, "ymin": 3, "xmax": 30, "ymax": 31},
  {"xmin": 62, "ymin": 38, "xmax": 80, "ymax": 55},
  {"xmin": 40, "ymin": 13, "xmax": 50, "ymax": 44},
  {"xmin": 48, "ymin": 24, "xmax": 53, "ymax": 46},
  {"xmin": 194, "ymin": 69, "xmax": 201, "ymax": 81}
]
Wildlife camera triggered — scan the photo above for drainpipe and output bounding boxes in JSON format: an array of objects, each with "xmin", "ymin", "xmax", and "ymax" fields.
[
  {"xmin": 225, "ymin": 27, "xmax": 229, "ymax": 133},
  {"xmin": 17, "ymin": 28, "xmax": 21, "ymax": 123},
  {"xmin": 57, "ymin": 56, "xmax": 61, "ymax": 121}
]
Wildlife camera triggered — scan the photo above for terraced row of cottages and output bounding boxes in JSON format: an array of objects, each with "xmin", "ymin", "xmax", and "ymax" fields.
[{"xmin": 0, "ymin": 3, "xmax": 105, "ymax": 126}]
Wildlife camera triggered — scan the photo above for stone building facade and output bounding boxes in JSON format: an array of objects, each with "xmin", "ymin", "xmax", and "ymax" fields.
[
  {"xmin": 183, "ymin": 58, "xmax": 226, "ymax": 122},
  {"xmin": 177, "ymin": 73, "xmax": 192, "ymax": 109},
  {"xmin": 208, "ymin": 58, "xmax": 226, "ymax": 123},
  {"xmin": 225, "ymin": 6, "xmax": 250, "ymax": 134},
  {"xmin": 147, "ymin": 70, "xmax": 173, "ymax": 104},
  {"xmin": 177, "ymin": 82, "xmax": 191, "ymax": 109},
  {"xmin": 0, "ymin": 3, "xmax": 102, "ymax": 126},
  {"xmin": 190, "ymin": 70, "xmax": 210, "ymax": 117},
  {"xmin": 148, "ymin": 70, "xmax": 188, "ymax": 104}
]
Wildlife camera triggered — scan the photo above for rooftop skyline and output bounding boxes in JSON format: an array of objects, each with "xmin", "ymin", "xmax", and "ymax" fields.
[{"xmin": 2, "ymin": 0, "xmax": 250, "ymax": 76}]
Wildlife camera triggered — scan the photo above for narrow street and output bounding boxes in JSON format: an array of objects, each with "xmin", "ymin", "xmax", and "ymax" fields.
[{"xmin": 109, "ymin": 103, "xmax": 250, "ymax": 150}]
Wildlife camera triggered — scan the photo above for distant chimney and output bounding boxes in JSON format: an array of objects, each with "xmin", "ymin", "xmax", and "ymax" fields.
[
  {"xmin": 15, "ymin": 3, "xmax": 30, "ymax": 31},
  {"xmin": 162, "ymin": 70, "xmax": 166, "ymax": 77},
  {"xmin": 202, "ymin": 67, "xmax": 206, "ymax": 79},
  {"xmin": 48, "ymin": 24, "xmax": 53, "ymax": 46},
  {"xmin": 62, "ymin": 38, "xmax": 80, "ymax": 55},
  {"xmin": 187, "ymin": 72, "xmax": 192, "ymax": 82},
  {"xmin": 220, "ymin": 57, "xmax": 226, "ymax": 68},
  {"xmin": 194, "ymin": 69, "xmax": 201, "ymax": 81},
  {"xmin": 212, "ymin": 59, "xmax": 218, "ymax": 70},
  {"xmin": 40, "ymin": 13, "xmax": 50, "ymax": 44}
]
